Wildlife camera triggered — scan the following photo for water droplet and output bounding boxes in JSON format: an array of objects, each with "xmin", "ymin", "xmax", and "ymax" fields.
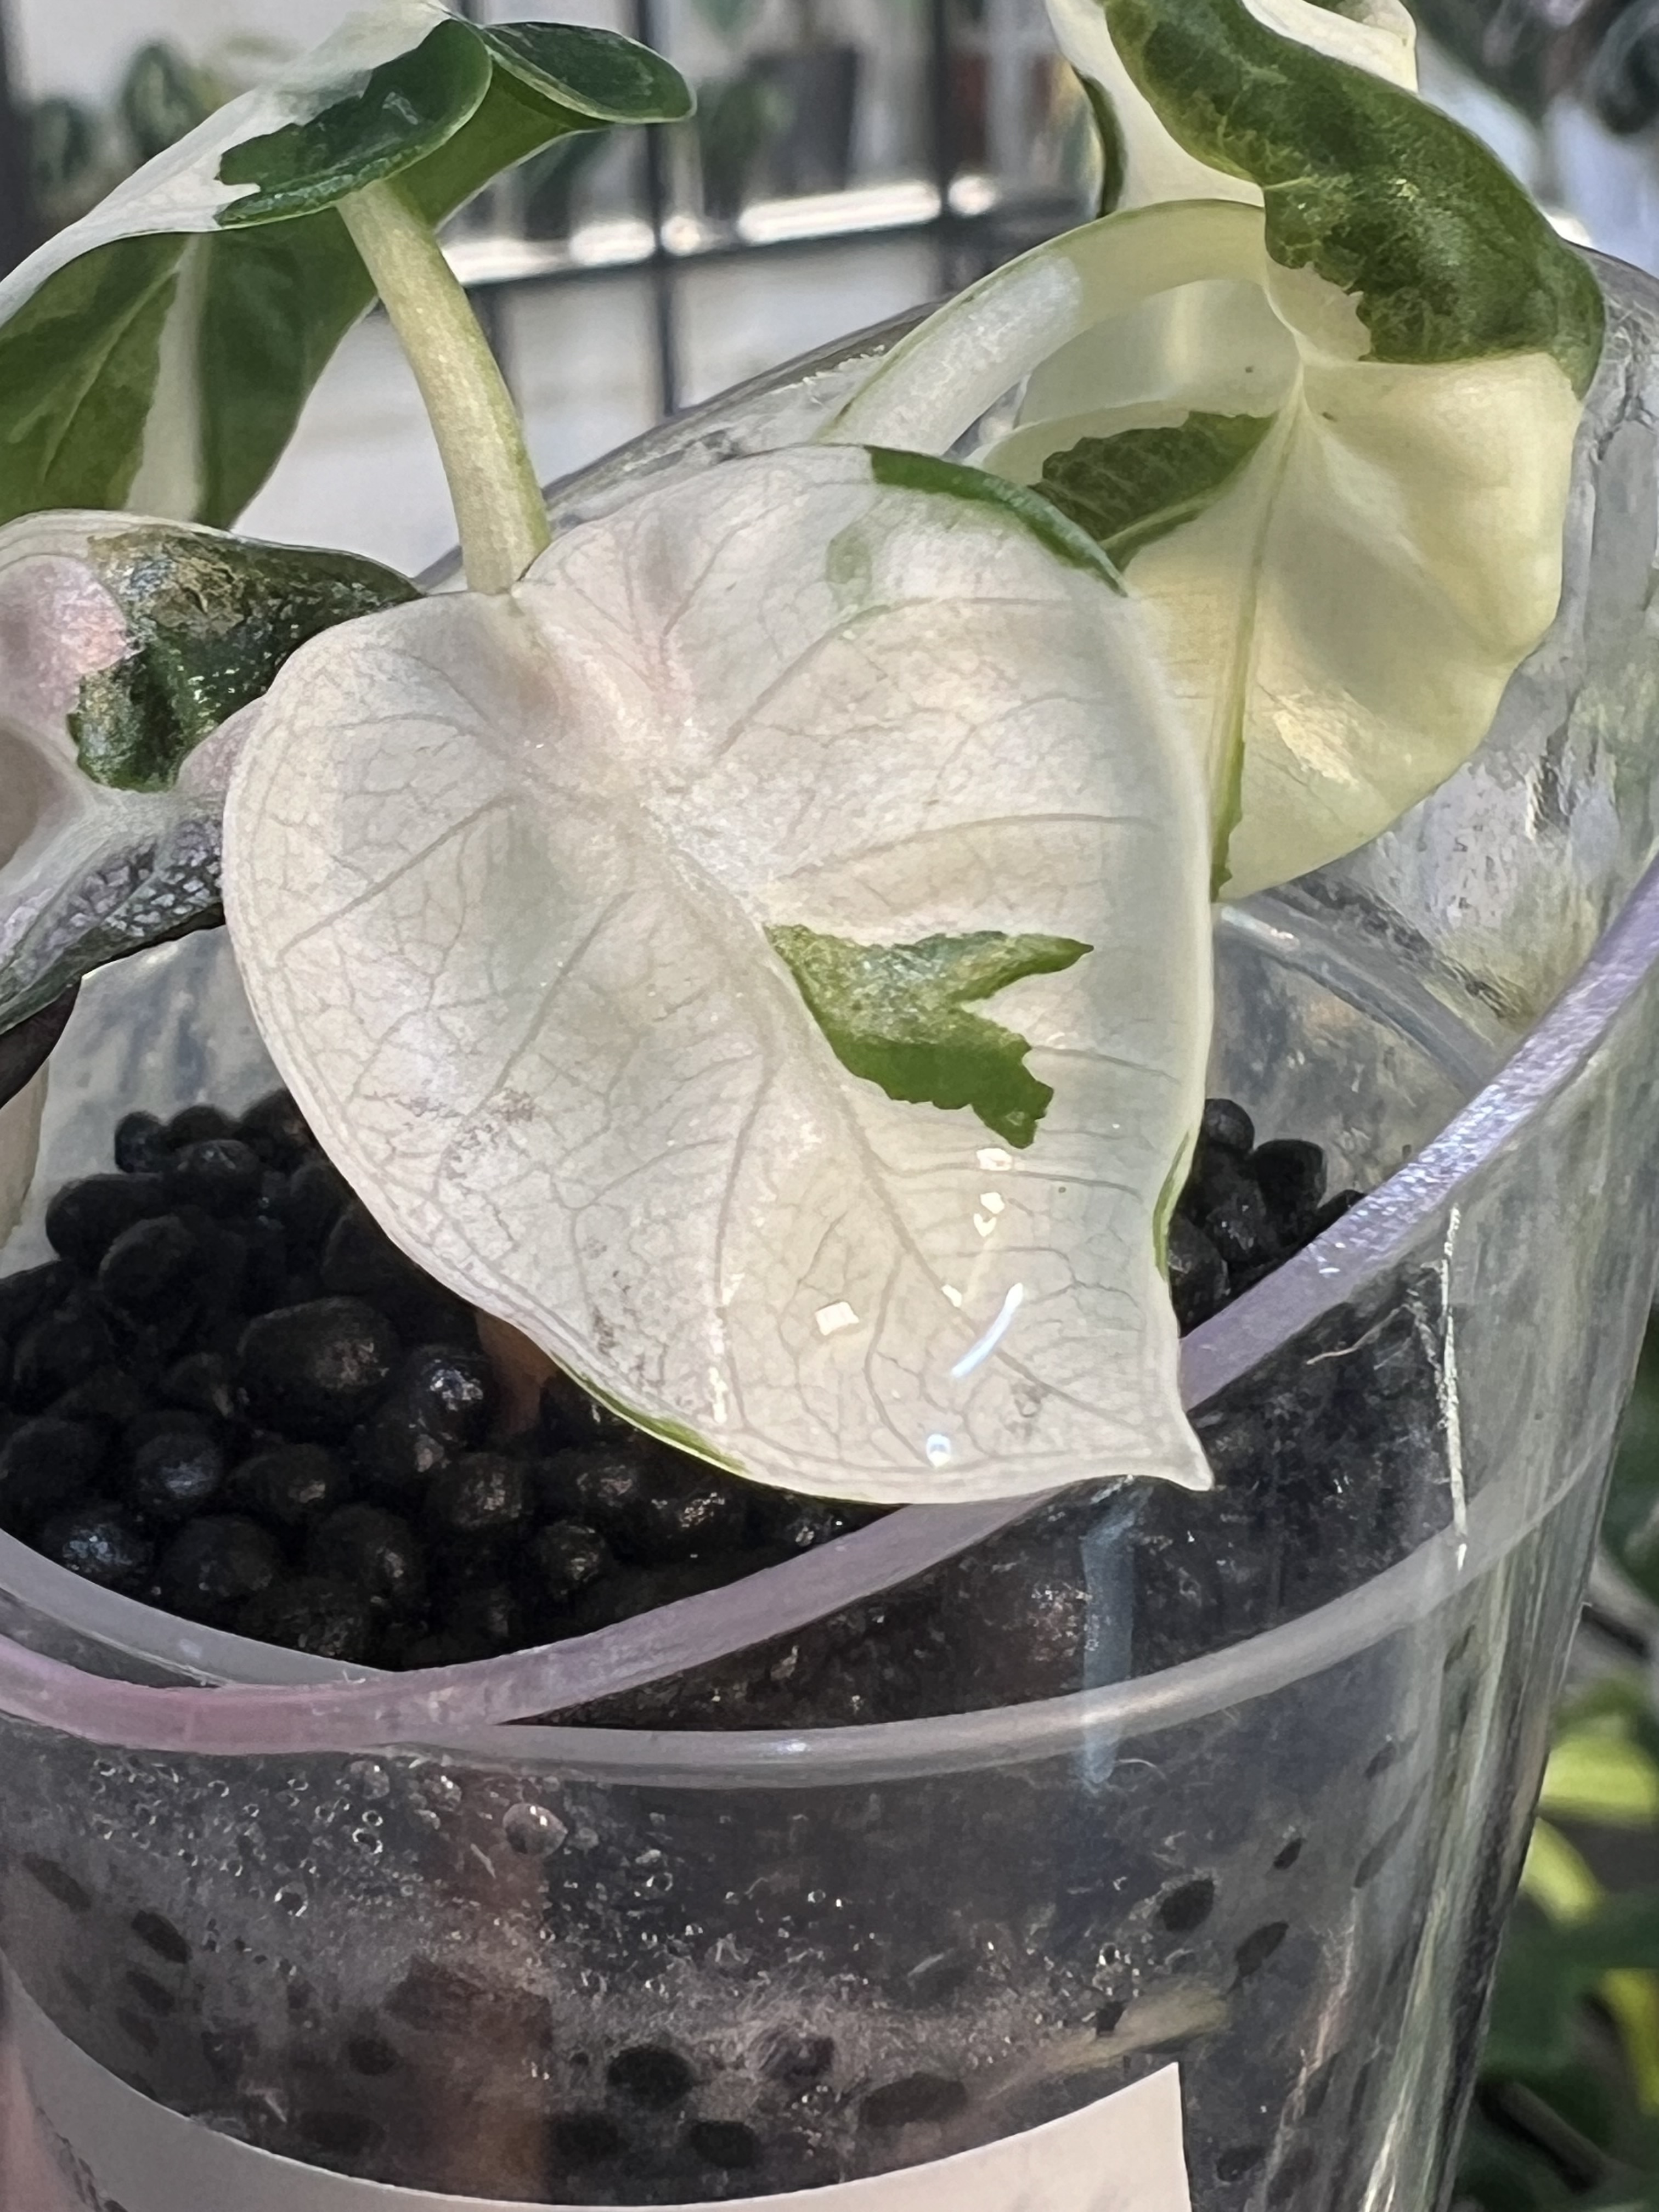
[{"xmin": 504, "ymin": 1803, "xmax": 569, "ymax": 1857}]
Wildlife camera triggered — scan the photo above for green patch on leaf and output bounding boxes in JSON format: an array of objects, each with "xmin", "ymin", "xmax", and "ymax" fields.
[
  {"xmin": 71, "ymin": 529, "xmax": 418, "ymax": 791},
  {"xmin": 482, "ymin": 21, "xmax": 694, "ymax": 125},
  {"xmin": 1082, "ymin": 75, "xmax": 1128, "ymax": 216},
  {"xmin": 1038, "ymin": 409, "xmax": 1274, "ymax": 567},
  {"xmin": 0, "ymin": 235, "xmax": 186, "ymax": 521},
  {"xmin": 868, "ymin": 447, "xmax": 1124, "ymax": 591},
  {"xmin": 1101, "ymin": 0, "xmax": 1604, "ymax": 388},
  {"xmin": 217, "ymin": 22, "xmax": 490, "ymax": 227},
  {"xmin": 767, "ymin": 925, "xmax": 1092, "ymax": 1150}
]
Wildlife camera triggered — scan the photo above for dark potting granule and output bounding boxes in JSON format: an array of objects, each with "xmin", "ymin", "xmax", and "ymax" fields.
[{"xmin": 0, "ymin": 1090, "xmax": 1402, "ymax": 1703}]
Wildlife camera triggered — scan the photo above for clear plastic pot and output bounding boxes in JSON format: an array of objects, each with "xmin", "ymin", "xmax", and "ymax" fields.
[{"xmin": 1, "ymin": 257, "xmax": 1658, "ymax": 2212}]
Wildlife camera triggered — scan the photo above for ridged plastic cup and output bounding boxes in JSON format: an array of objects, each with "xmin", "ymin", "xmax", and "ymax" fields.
[{"xmin": 1, "ymin": 256, "xmax": 1658, "ymax": 2212}]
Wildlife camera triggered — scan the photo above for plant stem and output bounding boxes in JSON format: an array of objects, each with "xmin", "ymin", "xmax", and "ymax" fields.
[{"xmin": 340, "ymin": 179, "xmax": 549, "ymax": 594}]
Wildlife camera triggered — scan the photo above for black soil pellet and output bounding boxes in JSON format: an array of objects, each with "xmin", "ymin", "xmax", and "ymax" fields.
[
  {"xmin": 1167, "ymin": 1216, "xmax": 1229, "ymax": 1333},
  {"xmin": 861, "ymin": 2074, "xmax": 969, "ymax": 2130},
  {"xmin": 1096, "ymin": 1999, "xmax": 1126, "ymax": 2035},
  {"xmin": 157, "ymin": 1516, "xmax": 283, "ymax": 1626},
  {"xmin": 441, "ymin": 1581, "xmax": 521, "ymax": 1657},
  {"xmin": 687, "ymin": 2119, "xmax": 760, "ymax": 2170},
  {"xmin": 38, "ymin": 1502, "xmax": 153, "ymax": 1590},
  {"xmin": 160, "ymin": 1352, "xmax": 240, "ymax": 1424},
  {"xmin": 1217, "ymin": 2144, "xmax": 1268, "ymax": 2181},
  {"xmin": 541, "ymin": 1447, "xmax": 658, "ymax": 1551},
  {"xmin": 307, "ymin": 1505, "xmax": 426, "ymax": 1615},
  {"xmin": 12, "ymin": 1307, "xmax": 115, "ymax": 1408},
  {"xmin": 1200, "ymin": 1097, "xmax": 1255, "ymax": 1156},
  {"xmin": 129, "ymin": 1430, "xmax": 226, "ymax": 1523},
  {"xmin": 22, "ymin": 1855, "xmax": 92, "ymax": 1912},
  {"xmin": 630, "ymin": 1464, "xmax": 750, "ymax": 1563},
  {"xmin": 46, "ymin": 1174, "xmax": 167, "ymax": 1272},
  {"xmin": 238, "ymin": 1090, "xmax": 314, "ymax": 1168},
  {"xmin": 113, "ymin": 1111, "xmax": 170, "ymax": 1175},
  {"xmin": 237, "ymin": 1577, "xmax": 374, "ymax": 1662},
  {"xmin": 551, "ymin": 2112, "xmax": 624, "ymax": 2166},
  {"xmin": 229, "ymin": 1443, "xmax": 348, "ymax": 1530},
  {"xmin": 607, "ymin": 2044, "xmax": 695, "ymax": 2108},
  {"xmin": 165, "ymin": 1138, "xmax": 263, "ymax": 1215},
  {"xmin": 97, "ymin": 1215, "xmax": 198, "ymax": 1315},
  {"xmin": 522, "ymin": 1520, "xmax": 611, "ymax": 1606},
  {"xmin": 0, "ymin": 1416, "xmax": 104, "ymax": 1533},
  {"xmin": 394, "ymin": 1345, "xmax": 494, "ymax": 1445},
  {"xmin": 165, "ymin": 1104, "xmax": 234, "ymax": 1149},
  {"xmin": 130, "ymin": 1912, "xmax": 190, "ymax": 1965},
  {"xmin": 1251, "ymin": 1139, "xmax": 1325, "ymax": 1243},
  {"xmin": 1157, "ymin": 1877, "xmax": 1216, "ymax": 1933},
  {"xmin": 425, "ymin": 1453, "xmax": 534, "ymax": 1543},
  {"xmin": 285, "ymin": 1157, "xmax": 351, "ymax": 1256},
  {"xmin": 239, "ymin": 1300, "xmax": 398, "ymax": 1439},
  {"xmin": 1234, "ymin": 1922, "xmax": 1288, "ymax": 1980}
]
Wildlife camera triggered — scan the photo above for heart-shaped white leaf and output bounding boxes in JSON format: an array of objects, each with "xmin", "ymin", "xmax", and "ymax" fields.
[
  {"xmin": 225, "ymin": 446, "xmax": 1214, "ymax": 1504},
  {"xmin": 831, "ymin": 122, "xmax": 1600, "ymax": 897}
]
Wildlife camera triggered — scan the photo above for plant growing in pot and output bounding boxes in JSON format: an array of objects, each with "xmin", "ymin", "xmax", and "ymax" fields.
[{"xmin": 0, "ymin": 0, "xmax": 1654, "ymax": 2206}]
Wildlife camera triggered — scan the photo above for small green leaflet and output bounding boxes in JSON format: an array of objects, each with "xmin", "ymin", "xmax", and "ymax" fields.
[
  {"xmin": 70, "ymin": 529, "xmax": 418, "ymax": 791},
  {"xmin": 0, "ymin": 5, "xmax": 692, "ymax": 531},
  {"xmin": 1037, "ymin": 411, "xmax": 1273, "ymax": 568},
  {"xmin": 0, "ymin": 512, "xmax": 417, "ymax": 1035},
  {"xmin": 766, "ymin": 928, "xmax": 1093, "ymax": 1150}
]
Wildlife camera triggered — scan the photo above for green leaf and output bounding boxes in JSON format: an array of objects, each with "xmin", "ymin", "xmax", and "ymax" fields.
[
  {"xmin": 0, "ymin": 4, "xmax": 692, "ymax": 532},
  {"xmin": 1093, "ymin": 0, "xmax": 1603, "ymax": 390},
  {"xmin": 1037, "ymin": 409, "xmax": 1273, "ymax": 567},
  {"xmin": 1047, "ymin": 0, "xmax": 1420, "ymax": 216},
  {"xmin": 481, "ymin": 22, "xmax": 693, "ymax": 124},
  {"xmin": 0, "ymin": 512, "xmax": 416, "ymax": 1032},
  {"xmin": 766, "ymin": 928, "xmax": 1092, "ymax": 1150},
  {"xmin": 1541, "ymin": 1734, "xmax": 1659, "ymax": 1829},
  {"xmin": 0, "ymin": 235, "xmax": 186, "ymax": 517},
  {"xmin": 223, "ymin": 444, "xmax": 1214, "ymax": 1505},
  {"xmin": 69, "ymin": 526, "xmax": 417, "ymax": 791},
  {"xmin": 216, "ymin": 21, "xmax": 489, "ymax": 227}
]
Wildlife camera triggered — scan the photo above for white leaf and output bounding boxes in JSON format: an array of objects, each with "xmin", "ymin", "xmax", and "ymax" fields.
[
  {"xmin": 225, "ymin": 447, "xmax": 1214, "ymax": 1505},
  {"xmin": 827, "ymin": 199, "xmax": 1586, "ymax": 899}
]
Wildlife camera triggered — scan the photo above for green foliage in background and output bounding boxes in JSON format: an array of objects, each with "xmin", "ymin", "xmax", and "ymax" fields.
[{"xmin": 1460, "ymin": 1334, "xmax": 1659, "ymax": 2210}]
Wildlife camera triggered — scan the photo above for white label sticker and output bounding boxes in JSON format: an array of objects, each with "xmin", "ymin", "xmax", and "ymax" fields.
[{"xmin": 8, "ymin": 1978, "xmax": 1192, "ymax": 2212}]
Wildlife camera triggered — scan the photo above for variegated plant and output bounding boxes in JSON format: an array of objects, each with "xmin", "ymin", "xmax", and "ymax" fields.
[{"xmin": 0, "ymin": 0, "xmax": 1605, "ymax": 1508}]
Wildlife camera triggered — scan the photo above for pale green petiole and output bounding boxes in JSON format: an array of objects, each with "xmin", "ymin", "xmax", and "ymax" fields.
[{"xmin": 340, "ymin": 179, "xmax": 550, "ymax": 595}]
